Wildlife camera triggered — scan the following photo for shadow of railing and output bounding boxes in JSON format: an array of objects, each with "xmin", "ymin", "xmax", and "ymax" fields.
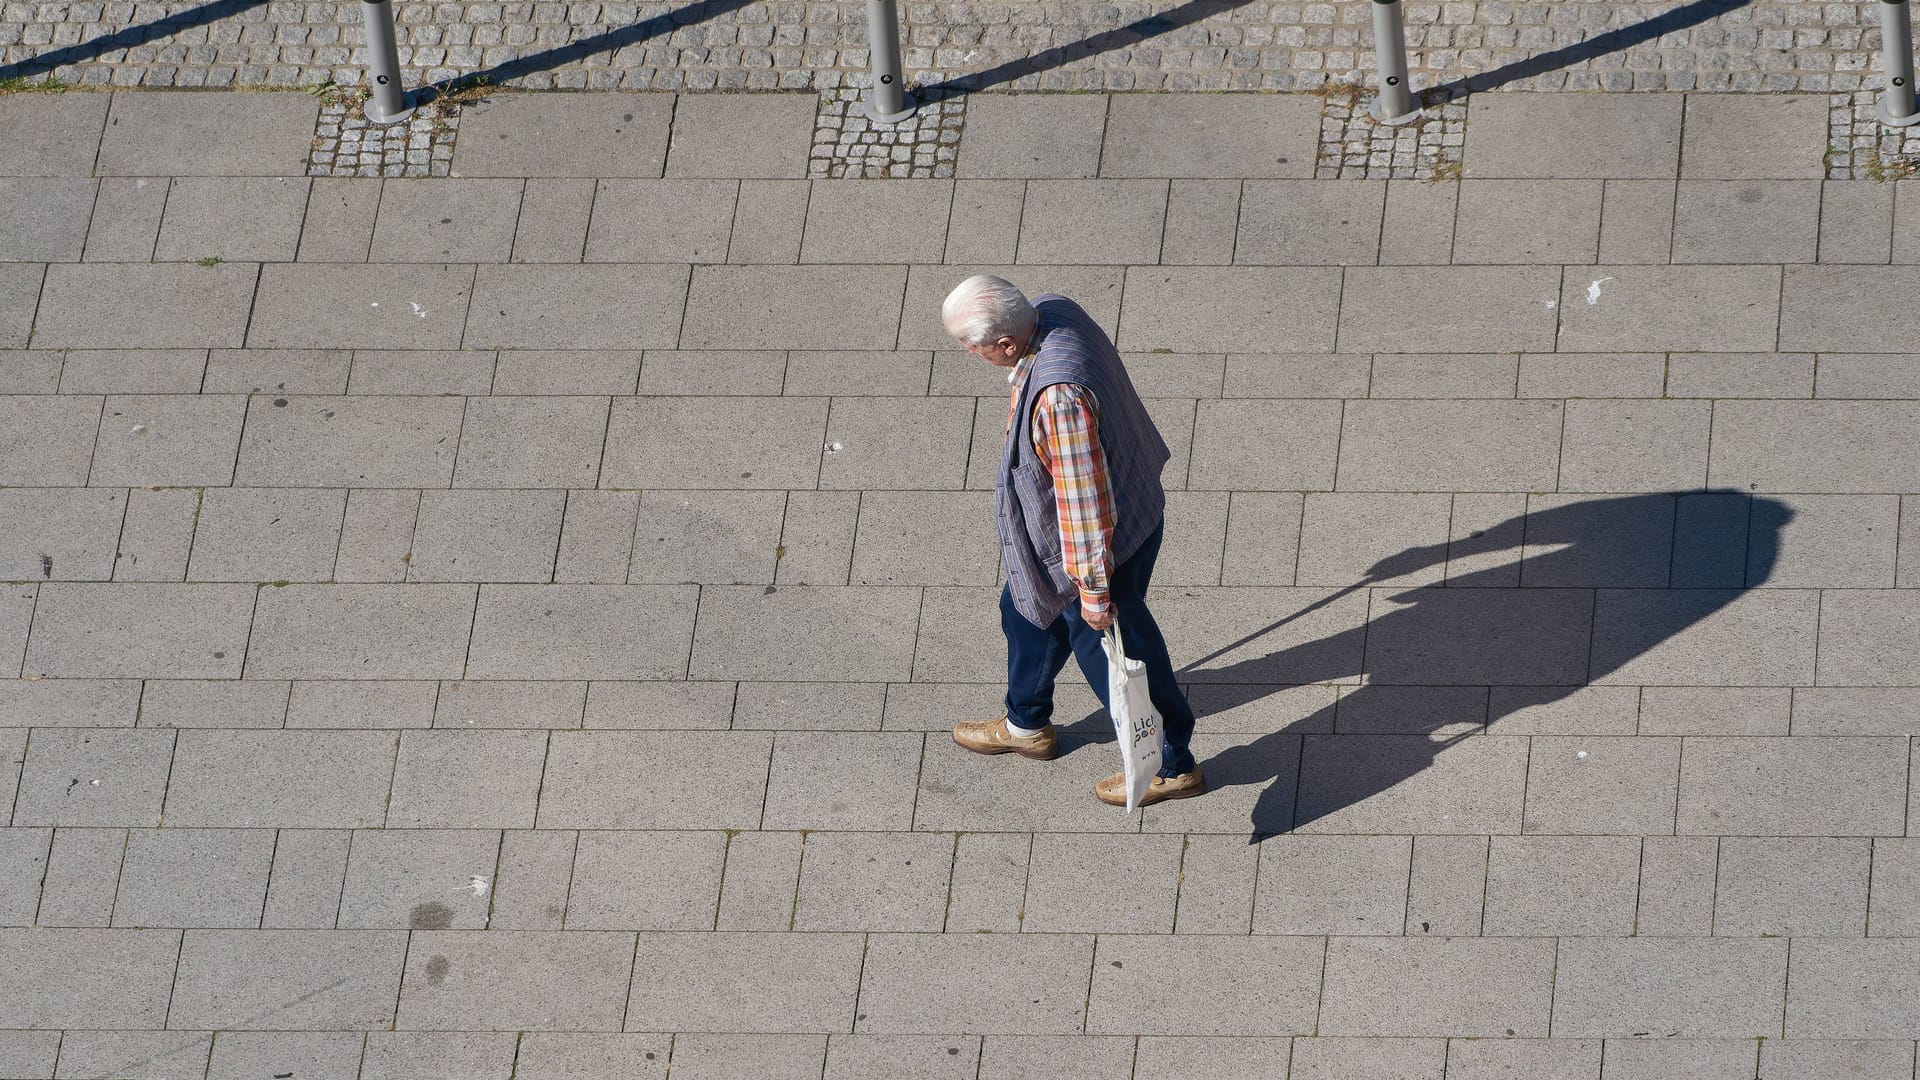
[
  {"xmin": 1, "ymin": 0, "xmax": 1759, "ymax": 104},
  {"xmin": 1063, "ymin": 491, "xmax": 1793, "ymax": 842},
  {"xmin": 0, "ymin": 0, "xmax": 267, "ymax": 81},
  {"xmin": 436, "ymin": 0, "xmax": 759, "ymax": 89},
  {"xmin": 1421, "ymin": 0, "xmax": 1754, "ymax": 102},
  {"xmin": 0, "ymin": 0, "xmax": 758, "ymax": 88},
  {"xmin": 912, "ymin": 0, "xmax": 1260, "ymax": 103}
]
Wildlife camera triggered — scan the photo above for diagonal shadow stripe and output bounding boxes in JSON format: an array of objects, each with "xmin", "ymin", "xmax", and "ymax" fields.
[
  {"xmin": 442, "ymin": 0, "xmax": 760, "ymax": 88},
  {"xmin": 1422, "ymin": 0, "xmax": 1754, "ymax": 101},
  {"xmin": 0, "ymin": 0, "xmax": 268, "ymax": 81},
  {"xmin": 0, "ymin": 0, "xmax": 758, "ymax": 88},
  {"xmin": 1, "ymin": 0, "xmax": 1756, "ymax": 108},
  {"xmin": 913, "ymin": 0, "xmax": 1752, "ymax": 105},
  {"xmin": 913, "ymin": 0, "xmax": 1262, "ymax": 103}
]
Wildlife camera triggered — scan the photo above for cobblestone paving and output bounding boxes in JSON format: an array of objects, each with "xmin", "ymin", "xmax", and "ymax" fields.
[
  {"xmin": 0, "ymin": 0, "xmax": 1906, "ymax": 97},
  {"xmin": 810, "ymin": 81, "xmax": 964, "ymax": 178},
  {"xmin": 1317, "ymin": 85, "xmax": 1465, "ymax": 178},
  {"xmin": 307, "ymin": 83, "xmax": 461, "ymax": 176},
  {"xmin": 1828, "ymin": 86, "xmax": 1920, "ymax": 179},
  {"xmin": 7, "ymin": 88, "xmax": 1920, "ymax": 1079}
]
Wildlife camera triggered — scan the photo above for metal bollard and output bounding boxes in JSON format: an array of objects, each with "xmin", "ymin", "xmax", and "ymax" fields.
[
  {"xmin": 1368, "ymin": 0, "xmax": 1420, "ymax": 125},
  {"xmin": 863, "ymin": 0, "xmax": 917, "ymax": 124},
  {"xmin": 361, "ymin": 0, "xmax": 417, "ymax": 125},
  {"xmin": 1881, "ymin": 0, "xmax": 1920, "ymax": 126}
]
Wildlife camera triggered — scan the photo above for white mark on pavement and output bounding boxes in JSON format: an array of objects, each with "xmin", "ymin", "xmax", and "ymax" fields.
[
  {"xmin": 409, "ymin": 302, "xmax": 428, "ymax": 318},
  {"xmin": 467, "ymin": 875, "xmax": 490, "ymax": 897},
  {"xmin": 1586, "ymin": 277, "xmax": 1615, "ymax": 305},
  {"xmin": 825, "ymin": 442, "xmax": 845, "ymax": 454},
  {"xmin": 1576, "ymin": 750, "xmax": 1588, "ymax": 759}
]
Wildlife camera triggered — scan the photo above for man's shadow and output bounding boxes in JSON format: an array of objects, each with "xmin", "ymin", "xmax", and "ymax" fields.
[{"xmin": 1063, "ymin": 491, "xmax": 1792, "ymax": 840}]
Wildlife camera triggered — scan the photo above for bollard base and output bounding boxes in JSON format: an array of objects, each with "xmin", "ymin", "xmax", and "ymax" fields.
[
  {"xmin": 364, "ymin": 93, "xmax": 417, "ymax": 126},
  {"xmin": 1368, "ymin": 95, "xmax": 1422, "ymax": 126},
  {"xmin": 863, "ymin": 92, "xmax": 918, "ymax": 125},
  {"xmin": 1879, "ymin": 92, "xmax": 1920, "ymax": 128}
]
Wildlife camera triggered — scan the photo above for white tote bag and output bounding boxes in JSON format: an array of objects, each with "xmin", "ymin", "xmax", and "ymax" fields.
[{"xmin": 1102, "ymin": 625, "xmax": 1164, "ymax": 811}]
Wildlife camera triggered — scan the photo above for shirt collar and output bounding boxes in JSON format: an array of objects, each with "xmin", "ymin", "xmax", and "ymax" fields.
[{"xmin": 1007, "ymin": 329, "xmax": 1041, "ymax": 385}]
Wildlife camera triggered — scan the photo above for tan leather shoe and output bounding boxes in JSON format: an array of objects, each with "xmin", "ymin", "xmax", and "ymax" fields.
[
  {"xmin": 952, "ymin": 716, "xmax": 1058, "ymax": 760},
  {"xmin": 1095, "ymin": 766, "xmax": 1206, "ymax": 807}
]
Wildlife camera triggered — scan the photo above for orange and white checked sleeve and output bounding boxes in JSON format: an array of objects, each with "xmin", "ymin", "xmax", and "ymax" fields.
[{"xmin": 1030, "ymin": 383, "xmax": 1117, "ymax": 615}]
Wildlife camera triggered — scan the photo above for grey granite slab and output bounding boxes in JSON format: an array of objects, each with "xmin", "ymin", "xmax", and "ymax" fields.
[{"xmin": 96, "ymin": 91, "xmax": 316, "ymax": 175}]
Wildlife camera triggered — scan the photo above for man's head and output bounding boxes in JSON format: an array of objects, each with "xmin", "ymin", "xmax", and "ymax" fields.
[{"xmin": 943, "ymin": 274, "xmax": 1038, "ymax": 368}]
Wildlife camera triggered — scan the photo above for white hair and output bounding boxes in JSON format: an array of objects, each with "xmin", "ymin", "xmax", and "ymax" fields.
[{"xmin": 942, "ymin": 274, "xmax": 1036, "ymax": 347}]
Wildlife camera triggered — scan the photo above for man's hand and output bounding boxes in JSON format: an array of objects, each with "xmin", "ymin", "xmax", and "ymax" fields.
[
  {"xmin": 1081, "ymin": 599, "xmax": 1115, "ymax": 631},
  {"xmin": 1364, "ymin": 542, "xmax": 1447, "ymax": 583}
]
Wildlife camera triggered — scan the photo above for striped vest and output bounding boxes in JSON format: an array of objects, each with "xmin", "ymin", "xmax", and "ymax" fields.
[{"xmin": 997, "ymin": 295, "xmax": 1172, "ymax": 628}]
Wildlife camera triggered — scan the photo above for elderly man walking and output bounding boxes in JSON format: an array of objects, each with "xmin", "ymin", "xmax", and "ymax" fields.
[{"xmin": 943, "ymin": 275, "xmax": 1205, "ymax": 806}]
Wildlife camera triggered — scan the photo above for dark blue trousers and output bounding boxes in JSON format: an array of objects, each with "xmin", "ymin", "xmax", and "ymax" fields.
[{"xmin": 1001, "ymin": 524, "xmax": 1198, "ymax": 776}]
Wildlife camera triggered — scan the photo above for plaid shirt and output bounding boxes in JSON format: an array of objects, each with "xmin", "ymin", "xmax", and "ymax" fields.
[{"xmin": 1009, "ymin": 357, "xmax": 1117, "ymax": 614}]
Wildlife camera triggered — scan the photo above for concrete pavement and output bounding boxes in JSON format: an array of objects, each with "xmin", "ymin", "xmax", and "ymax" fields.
[{"xmin": 3, "ymin": 87, "xmax": 1920, "ymax": 1079}]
